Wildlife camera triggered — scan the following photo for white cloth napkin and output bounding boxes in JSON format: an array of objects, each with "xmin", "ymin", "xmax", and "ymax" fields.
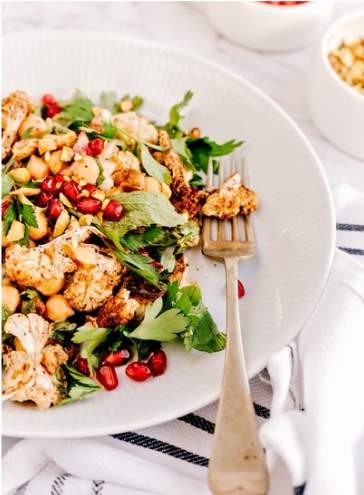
[{"xmin": 2, "ymin": 184, "xmax": 364, "ymax": 495}]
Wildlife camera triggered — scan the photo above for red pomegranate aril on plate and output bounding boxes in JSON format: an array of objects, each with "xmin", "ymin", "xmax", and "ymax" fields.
[
  {"xmin": 103, "ymin": 349, "xmax": 131, "ymax": 367},
  {"xmin": 86, "ymin": 138, "xmax": 105, "ymax": 157},
  {"xmin": 76, "ymin": 356, "xmax": 90, "ymax": 376},
  {"xmin": 103, "ymin": 200, "xmax": 125, "ymax": 221},
  {"xmin": 125, "ymin": 361, "xmax": 153, "ymax": 382},
  {"xmin": 61, "ymin": 181, "xmax": 80, "ymax": 202},
  {"xmin": 96, "ymin": 365, "xmax": 119, "ymax": 391},
  {"xmin": 45, "ymin": 105, "xmax": 62, "ymax": 119},
  {"xmin": 148, "ymin": 350, "xmax": 167, "ymax": 377},
  {"xmin": 41, "ymin": 175, "xmax": 60, "ymax": 194},
  {"xmin": 35, "ymin": 191, "xmax": 53, "ymax": 207},
  {"xmin": 81, "ymin": 183, "xmax": 99, "ymax": 196},
  {"xmin": 76, "ymin": 196, "xmax": 102, "ymax": 215},
  {"xmin": 238, "ymin": 279, "xmax": 245, "ymax": 299},
  {"xmin": 41, "ymin": 94, "xmax": 58, "ymax": 106},
  {"xmin": 47, "ymin": 197, "xmax": 65, "ymax": 221},
  {"xmin": 2, "ymin": 200, "xmax": 12, "ymax": 219}
]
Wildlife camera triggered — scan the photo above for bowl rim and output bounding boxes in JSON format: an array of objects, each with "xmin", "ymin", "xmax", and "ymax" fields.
[{"xmin": 319, "ymin": 8, "xmax": 364, "ymax": 104}]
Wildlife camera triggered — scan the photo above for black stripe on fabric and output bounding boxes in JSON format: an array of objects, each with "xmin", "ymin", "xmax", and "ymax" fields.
[
  {"xmin": 338, "ymin": 246, "xmax": 364, "ymax": 256},
  {"xmin": 294, "ymin": 483, "xmax": 306, "ymax": 495},
  {"xmin": 254, "ymin": 402, "xmax": 270, "ymax": 419},
  {"xmin": 50, "ymin": 473, "xmax": 69, "ymax": 495},
  {"xmin": 112, "ymin": 431, "xmax": 209, "ymax": 467},
  {"xmin": 336, "ymin": 223, "xmax": 364, "ymax": 232},
  {"xmin": 178, "ymin": 413, "xmax": 215, "ymax": 433},
  {"xmin": 14, "ymin": 481, "xmax": 29, "ymax": 495},
  {"xmin": 92, "ymin": 480, "xmax": 105, "ymax": 495}
]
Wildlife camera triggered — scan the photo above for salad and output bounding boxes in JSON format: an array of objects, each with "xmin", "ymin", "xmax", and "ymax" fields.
[{"xmin": 1, "ymin": 89, "xmax": 257, "ymax": 410}]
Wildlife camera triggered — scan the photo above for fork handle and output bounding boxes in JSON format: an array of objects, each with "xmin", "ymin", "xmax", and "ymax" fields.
[{"xmin": 208, "ymin": 257, "xmax": 269, "ymax": 495}]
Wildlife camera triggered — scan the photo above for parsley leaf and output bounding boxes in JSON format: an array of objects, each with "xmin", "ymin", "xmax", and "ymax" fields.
[
  {"xmin": 72, "ymin": 326, "xmax": 113, "ymax": 374},
  {"xmin": 100, "ymin": 91, "xmax": 120, "ymax": 114},
  {"xmin": 187, "ymin": 136, "xmax": 243, "ymax": 175},
  {"xmin": 57, "ymin": 365, "xmax": 103, "ymax": 406},
  {"xmin": 125, "ymin": 297, "xmax": 189, "ymax": 342},
  {"xmin": 161, "ymin": 91, "xmax": 193, "ymax": 138},
  {"xmin": 140, "ymin": 144, "xmax": 171, "ymax": 184},
  {"xmin": 2, "ymin": 172, "xmax": 15, "ymax": 198}
]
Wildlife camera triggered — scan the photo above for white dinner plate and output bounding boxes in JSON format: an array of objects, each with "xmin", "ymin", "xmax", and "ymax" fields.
[{"xmin": 2, "ymin": 31, "xmax": 335, "ymax": 438}]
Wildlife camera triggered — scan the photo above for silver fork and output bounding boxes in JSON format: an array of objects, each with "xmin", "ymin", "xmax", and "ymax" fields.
[{"xmin": 202, "ymin": 156, "xmax": 269, "ymax": 495}]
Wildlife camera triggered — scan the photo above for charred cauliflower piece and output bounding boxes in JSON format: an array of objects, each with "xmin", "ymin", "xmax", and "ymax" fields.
[
  {"xmin": 111, "ymin": 111, "xmax": 159, "ymax": 146},
  {"xmin": 96, "ymin": 287, "xmax": 139, "ymax": 327},
  {"xmin": 63, "ymin": 245, "xmax": 124, "ymax": 312},
  {"xmin": 159, "ymin": 130, "xmax": 201, "ymax": 219},
  {"xmin": 5, "ymin": 243, "xmax": 76, "ymax": 295},
  {"xmin": 2, "ymin": 313, "xmax": 68, "ymax": 410},
  {"xmin": 1, "ymin": 91, "xmax": 35, "ymax": 161},
  {"xmin": 201, "ymin": 172, "xmax": 258, "ymax": 220},
  {"xmin": 109, "ymin": 150, "xmax": 146, "ymax": 193}
]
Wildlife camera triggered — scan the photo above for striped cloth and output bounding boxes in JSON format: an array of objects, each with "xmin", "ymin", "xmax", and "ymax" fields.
[{"xmin": 2, "ymin": 184, "xmax": 364, "ymax": 495}]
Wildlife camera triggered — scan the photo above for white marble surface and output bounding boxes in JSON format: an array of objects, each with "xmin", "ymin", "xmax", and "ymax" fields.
[{"xmin": 2, "ymin": 0, "xmax": 364, "ymax": 455}]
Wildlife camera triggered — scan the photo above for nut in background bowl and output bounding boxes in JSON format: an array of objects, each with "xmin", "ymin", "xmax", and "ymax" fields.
[
  {"xmin": 308, "ymin": 9, "xmax": 364, "ymax": 161},
  {"xmin": 206, "ymin": 1, "xmax": 334, "ymax": 52}
]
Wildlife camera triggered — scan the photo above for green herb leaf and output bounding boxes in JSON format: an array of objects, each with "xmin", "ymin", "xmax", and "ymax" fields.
[
  {"xmin": 161, "ymin": 91, "xmax": 193, "ymax": 137},
  {"xmin": 50, "ymin": 321, "xmax": 78, "ymax": 345},
  {"xmin": 173, "ymin": 285, "xmax": 226, "ymax": 353},
  {"xmin": 186, "ymin": 136, "xmax": 243, "ymax": 174},
  {"xmin": 106, "ymin": 191, "xmax": 186, "ymax": 237},
  {"xmin": 72, "ymin": 326, "xmax": 113, "ymax": 374},
  {"xmin": 20, "ymin": 203, "xmax": 38, "ymax": 228},
  {"xmin": 57, "ymin": 364, "xmax": 102, "ymax": 406},
  {"xmin": 2, "ymin": 171, "xmax": 15, "ymax": 198},
  {"xmin": 2, "ymin": 202, "xmax": 16, "ymax": 235},
  {"xmin": 2, "ymin": 306, "xmax": 11, "ymax": 328},
  {"xmin": 21, "ymin": 127, "xmax": 34, "ymax": 139},
  {"xmin": 125, "ymin": 297, "xmax": 189, "ymax": 342},
  {"xmin": 140, "ymin": 144, "xmax": 171, "ymax": 184},
  {"xmin": 100, "ymin": 91, "xmax": 119, "ymax": 114}
]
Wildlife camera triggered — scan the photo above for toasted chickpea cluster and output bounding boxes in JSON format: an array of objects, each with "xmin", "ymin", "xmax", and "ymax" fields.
[{"xmin": 328, "ymin": 37, "xmax": 364, "ymax": 95}]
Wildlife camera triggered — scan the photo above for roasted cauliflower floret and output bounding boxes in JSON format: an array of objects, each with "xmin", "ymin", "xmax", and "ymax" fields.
[
  {"xmin": 96, "ymin": 287, "xmax": 139, "ymax": 327},
  {"xmin": 63, "ymin": 245, "xmax": 124, "ymax": 312},
  {"xmin": 2, "ymin": 313, "xmax": 68, "ymax": 410},
  {"xmin": 5, "ymin": 243, "xmax": 76, "ymax": 294},
  {"xmin": 111, "ymin": 111, "xmax": 159, "ymax": 146},
  {"xmin": 159, "ymin": 130, "xmax": 201, "ymax": 219},
  {"xmin": 109, "ymin": 150, "xmax": 146, "ymax": 193},
  {"xmin": 201, "ymin": 172, "xmax": 258, "ymax": 219},
  {"xmin": 1, "ymin": 91, "xmax": 35, "ymax": 160}
]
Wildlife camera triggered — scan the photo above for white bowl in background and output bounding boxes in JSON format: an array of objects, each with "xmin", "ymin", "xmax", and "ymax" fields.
[
  {"xmin": 308, "ymin": 9, "xmax": 364, "ymax": 161},
  {"xmin": 206, "ymin": 1, "xmax": 335, "ymax": 52}
]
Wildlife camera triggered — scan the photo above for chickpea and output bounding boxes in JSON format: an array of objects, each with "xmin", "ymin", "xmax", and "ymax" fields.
[
  {"xmin": 37, "ymin": 275, "xmax": 65, "ymax": 296},
  {"xmin": 18, "ymin": 114, "xmax": 48, "ymax": 139},
  {"xmin": 2, "ymin": 285, "xmax": 21, "ymax": 314},
  {"xmin": 46, "ymin": 294, "xmax": 75, "ymax": 322},
  {"xmin": 28, "ymin": 210, "xmax": 48, "ymax": 241},
  {"xmin": 2, "ymin": 221, "xmax": 11, "ymax": 248},
  {"xmin": 26, "ymin": 155, "xmax": 50, "ymax": 181}
]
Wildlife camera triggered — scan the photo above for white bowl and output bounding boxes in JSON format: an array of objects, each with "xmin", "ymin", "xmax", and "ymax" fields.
[
  {"xmin": 205, "ymin": 1, "xmax": 334, "ymax": 52},
  {"xmin": 308, "ymin": 9, "xmax": 364, "ymax": 161}
]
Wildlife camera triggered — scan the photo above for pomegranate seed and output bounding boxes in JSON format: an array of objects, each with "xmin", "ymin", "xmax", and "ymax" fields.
[
  {"xmin": 47, "ymin": 197, "xmax": 65, "ymax": 221},
  {"xmin": 61, "ymin": 181, "xmax": 80, "ymax": 202},
  {"xmin": 41, "ymin": 94, "xmax": 58, "ymax": 106},
  {"xmin": 81, "ymin": 183, "xmax": 99, "ymax": 196},
  {"xmin": 103, "ymin": 200, "xmax": 125, "ymax": 222},
  {"xmin": 238, "ymin": 279, "xmax": 245, "ymax": 299},
  {"xmin": 148, "ymin": 350, "xmax": 167, "ymax": 377},
  {"xmin": 41, "ymin": 175, "xmax": 60, "ymax": 194},
  {"xmin": 76, "ymin": 196, "xmax": 102, "ymax": 215},
  {"xmin": 125, "ymin": 361, "xmax": 153, "ymax": 382},
  {"xmin": 96, "ymin": 365, "xmax": 119, "ymax": 390},
  {"xmin": 2, "ymin": 200, "xmax": 12, "ymax": 219},
  {"xmin": 138, "ymin": 248, "xmax": 149, "ymax": 256},
  {"xmin": 102, "ymin": 349, "xmax": 131, "ymax": 367},
  {"xmin": 35, "ymin": 191, "xmax": 53, "ymax": 207},
  {"xmin": 86, "ymin": 138, "xmax": 105, "ymax": 156},
  {"xmin": 75, "ymin": 356, "xmax": 90, "ymax": 376},
  {"xmin": 45, "ymin": 105, "xmax": 62, "ymax": 119}
]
